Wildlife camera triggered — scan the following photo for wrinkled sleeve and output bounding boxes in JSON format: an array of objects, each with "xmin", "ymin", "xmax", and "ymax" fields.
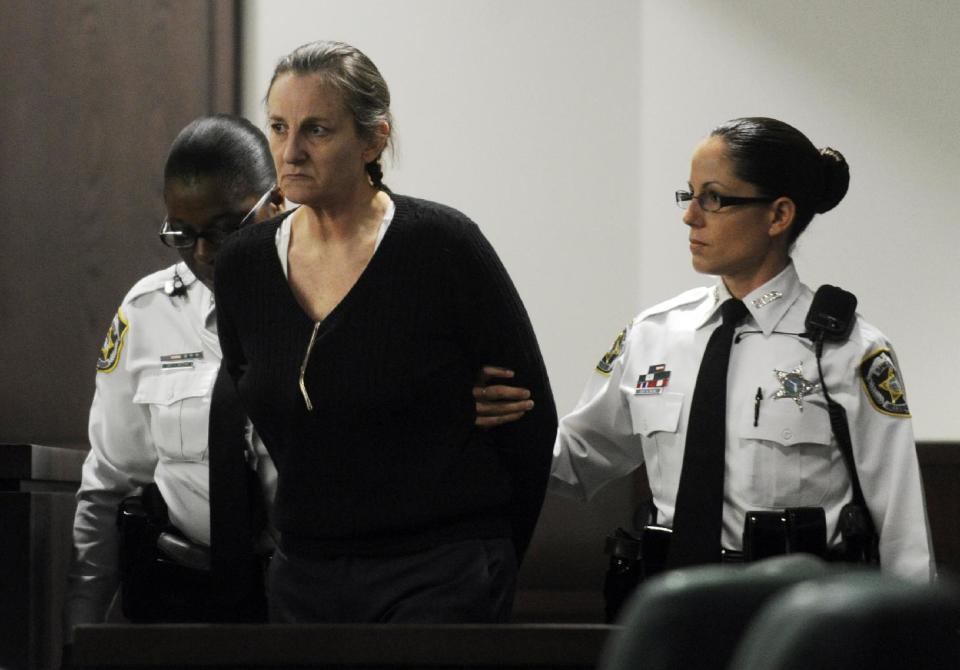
[
  {"xmin": 449, "ymin": 221, "xmax": 558, "ymax": 561},
  {"xmin": 551, "ymin": 324, "xmax": 645, "ymax": 501},
  {"xmin": 63, "ymin": 309, "xmax": 157, "ymax": 640}
]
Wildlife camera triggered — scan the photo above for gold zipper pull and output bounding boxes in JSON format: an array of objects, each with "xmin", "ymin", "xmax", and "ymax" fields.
[{"xmin": 299, "ymin": 321, "xmax": 321, "ymax": 411}]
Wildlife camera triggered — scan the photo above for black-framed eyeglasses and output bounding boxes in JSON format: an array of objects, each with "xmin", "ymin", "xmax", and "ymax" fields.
[
  {"xmin": 675, "ymin": 189, "xmax": 776, "ymax": 213},
  {"xmin": 158, "ymin": 184, "xmax": 278, "ymax": 249}
]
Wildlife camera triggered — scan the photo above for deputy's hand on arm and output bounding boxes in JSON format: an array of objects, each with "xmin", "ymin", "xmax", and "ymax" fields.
[{"xmin": 473, "ymin": 366, "xmax": 534, "ymax": 428}]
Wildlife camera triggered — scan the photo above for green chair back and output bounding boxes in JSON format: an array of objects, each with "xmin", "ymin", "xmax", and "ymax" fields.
[
  {"xmin": 598, "ymin": 554, "xmax": 830, "ymax": 670},
  {"xmin": 729, "ymin": 571, "xmax": 960, "ymax": 670}
]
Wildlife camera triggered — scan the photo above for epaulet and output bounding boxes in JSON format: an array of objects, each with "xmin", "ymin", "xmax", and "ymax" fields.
[
  {"xmin": 594, "ymin": 287, "xmax": 711, "ymax": 375},
  {"xmin": 121, "ymin": 263, "xmax": 197, "ymax": 305},
  {"xmin": 632, "ymin": 286, "xmax": 712, "ymax": 324},
  {"xmin": 96, "ymin": 263, "xmax": 186, "ymax": 374}
]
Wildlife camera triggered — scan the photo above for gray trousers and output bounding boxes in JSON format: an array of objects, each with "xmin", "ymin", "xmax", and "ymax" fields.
[{"xmin": 268, "ymin": 537, "xmax": 517, "ymax": 623}]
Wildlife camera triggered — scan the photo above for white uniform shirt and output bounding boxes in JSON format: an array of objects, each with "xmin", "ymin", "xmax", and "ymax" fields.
[
  {"xmin": 551, "ymin": 263, "xmax": 934, "ymax": 581},
  {"xmin": 64, "ymin": 263, "xmax": 276, "ymax": 632}
]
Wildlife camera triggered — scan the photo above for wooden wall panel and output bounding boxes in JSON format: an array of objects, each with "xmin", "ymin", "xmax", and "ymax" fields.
[
  {"xmin": 917, "ymin": 442, "xmax": 960, "ymax": 577},
  {"xmin": 0, "ymin": 0, "xmax": 238, "ymax": 448}
]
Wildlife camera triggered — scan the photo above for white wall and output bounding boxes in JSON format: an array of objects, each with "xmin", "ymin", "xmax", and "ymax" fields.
[{"xmin": 243, "ymin": 0, "xmax": 958, "ymax": 440}]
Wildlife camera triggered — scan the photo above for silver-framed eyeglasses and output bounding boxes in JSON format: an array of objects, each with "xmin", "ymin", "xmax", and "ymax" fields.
[
  {"xmin": 675, "ymin": 189, "xmax": 776, "ymax": 212},
  {"xmin": 157, "ymin": 184, "xmax": 278, "ymax": 249}
]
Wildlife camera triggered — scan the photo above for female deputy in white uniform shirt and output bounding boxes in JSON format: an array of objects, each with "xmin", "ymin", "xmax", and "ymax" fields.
[
  {"xmin": 550, "ymin": 117, "xmax": 934, "ymax": 584},
  {"xmin": 63, "ymin": 115, "xmax": 284, "ymax": 637}
]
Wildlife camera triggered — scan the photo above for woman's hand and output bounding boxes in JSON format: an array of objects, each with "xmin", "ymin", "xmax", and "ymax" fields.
[{"xmin": 473, "ymin": 366, "xmax": 534, "ymax": 428}]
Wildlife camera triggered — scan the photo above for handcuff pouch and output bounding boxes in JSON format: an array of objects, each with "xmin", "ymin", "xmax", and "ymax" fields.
[{"xmin": 743, "ymin": 507, "xmax": 827, "ymax": 562}]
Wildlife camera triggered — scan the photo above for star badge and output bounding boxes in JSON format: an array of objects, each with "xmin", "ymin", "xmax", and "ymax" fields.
[
  {"xmin": 878, "ymin": 369, "xmax": 904, "ymax": 405},
  {"xmin": 772, "ymin": 363, "xmax": 820, "ymax": 410}
]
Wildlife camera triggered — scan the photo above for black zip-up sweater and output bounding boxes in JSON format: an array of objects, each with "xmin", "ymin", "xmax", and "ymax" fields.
[{"xmin": 214, "ymin": 194, "xmax": 557, "ymax": 560}]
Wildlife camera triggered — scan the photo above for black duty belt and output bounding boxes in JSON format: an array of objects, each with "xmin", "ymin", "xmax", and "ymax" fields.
[{"xmin": 606, "ymin": 506, "xmax": 831, "ymax": 575}]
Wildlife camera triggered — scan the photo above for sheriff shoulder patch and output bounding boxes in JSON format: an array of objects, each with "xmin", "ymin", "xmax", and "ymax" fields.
[
  {"xmin": 96, "ymin": 309, "xmax": 129, "ymax": 373},
  {"xmin": 596, "ymin": 326, "xmax": 628, "ymax": 375},
  {"xmin": 860, "ymin": 348, "xmax": 910, "ymax": 417}
]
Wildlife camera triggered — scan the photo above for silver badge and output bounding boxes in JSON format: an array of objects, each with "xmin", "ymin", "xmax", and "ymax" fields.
[
  {"xmin": 772, "ymin": 362, "xmax": 820, "ymax": 410},
  {"xmin": 752, "ymin": 291, "xmax": 783, "ymax": 309}
]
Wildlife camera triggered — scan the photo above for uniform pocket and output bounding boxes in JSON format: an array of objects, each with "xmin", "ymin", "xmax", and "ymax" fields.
[
  {"xmin": 736, "ymin": 398, "xmax": 838, "ymax": 508},
  {"xmin": 627, "ymin": 391, "xmax": 685, "ymax": 497},
  {"xmin": 134, "ymin": 366, "xmax": 217, "ymax": 461},
  {"xmin": 746, "ymin": 399, "xmax": 831, "ymax": 446},
  {"xmin": 627, "ymin": 391, "xmax": 683, "ymax": 437}
]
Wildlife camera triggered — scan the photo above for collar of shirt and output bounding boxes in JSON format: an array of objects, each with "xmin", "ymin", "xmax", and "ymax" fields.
[
  {"xmin": 203, "ymin": 291, "xmax": 217, "ymax": 334},
  {"xmin": 741, "ymin": 262, "xmax": 803, "ymax": 335},
  {"xmin": 175, "ymin": 261, "xmax": 200, "ymax": 290},
  {"xmin": 694, "ymin": 262, "xmax": 803, "ymax": 334},
  {"xmin": 274, "ymin": 199, "xmax": 396, "ymax": 280},
  {"xmin": 175, "ymin": 262, "xmax": 220, "ymax": 343}
]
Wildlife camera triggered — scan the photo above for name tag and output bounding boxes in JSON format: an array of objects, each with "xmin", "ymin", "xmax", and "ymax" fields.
[{"xmin": 160, "ymin": 352, "xmax": 203, "ymax": 370}]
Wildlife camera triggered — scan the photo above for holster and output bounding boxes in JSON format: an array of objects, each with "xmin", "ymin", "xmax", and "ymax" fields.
[
  {"xmin": 116, "ymin": 483, "xmax": 213, "ymax": 622},
  {"xmin": 602, "ymin": 524, "xmax": 672, "ymax": 622},
  {"xmin": 831, "ymin": 502, "xmax": 880, "ymax": 564}
]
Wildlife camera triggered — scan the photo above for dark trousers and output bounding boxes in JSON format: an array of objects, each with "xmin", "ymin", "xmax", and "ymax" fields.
[{"xmin": 268, "ymin": 537, "xmax": 517, "ymax": 623}]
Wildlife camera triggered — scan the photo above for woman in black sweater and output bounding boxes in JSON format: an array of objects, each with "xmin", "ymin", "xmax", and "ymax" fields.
[{"xmin": 214, "ymin": 40, "xmax": 556, "ymax": 623}]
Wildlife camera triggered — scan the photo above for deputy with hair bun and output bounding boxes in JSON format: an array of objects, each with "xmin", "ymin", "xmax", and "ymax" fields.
[
  {"xmin": 213, "ymin": 40, "xmax": 556, "ymax": 623},
  {"xmin": 550, "ymin": 117, "xmax": 934, "ymax": 593}
]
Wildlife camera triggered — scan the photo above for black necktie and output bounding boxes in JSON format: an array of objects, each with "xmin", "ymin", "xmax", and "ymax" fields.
[
  {"xmin": 208, "ymin": 365, "xmax": 267, "ymax": 621},
  {"xmin": 667, "ymin": 298, "xmax": 749, "ymax": 568}
]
